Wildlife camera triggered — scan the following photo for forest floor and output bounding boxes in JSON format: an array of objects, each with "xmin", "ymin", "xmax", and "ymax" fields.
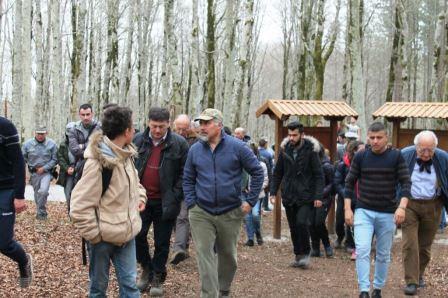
[{"xmin": 1, "ymin": 202, "xmax": 447, "ymax": 298}]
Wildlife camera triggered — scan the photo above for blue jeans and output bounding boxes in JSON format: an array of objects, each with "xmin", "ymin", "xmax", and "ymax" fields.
[
  {"xmin": 440, "ymin": 207, "xmax": 446, "ymax": 230},
  {"xmin": 245, "ymin": 200, "xmax": 261, "ymax": 240},
  {"xmin": 0, "ymin": 189, "xmax": 28, "ymax": 269},
  {"xmin": 354, "ymin": 208, "xmax": 395, "ymax": 292},
  {"xmin": 88, "ymin": 239, "xmax": 140, "ymax": 298}
]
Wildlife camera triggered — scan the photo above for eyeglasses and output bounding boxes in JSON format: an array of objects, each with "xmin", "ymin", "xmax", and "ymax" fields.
[{"xmin": 417, "ymin": 147, "xmax": 435, "ymax": 154}]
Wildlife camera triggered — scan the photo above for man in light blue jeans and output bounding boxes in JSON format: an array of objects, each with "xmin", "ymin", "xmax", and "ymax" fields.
[
  {"xmin": 353, "ymin": 209, "xmax": 396, "ymax": 293},
  {"xmin": 344, "ymin": 123, "xmax": 411, "ymax": 298}
]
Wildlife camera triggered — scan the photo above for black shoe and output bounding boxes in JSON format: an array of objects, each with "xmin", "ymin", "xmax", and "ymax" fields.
[
  {"xmin": 359, "ymin": 291, "xmax": 370, "ymax": 298},
  {"xmin": 403, "ymin": 284, "xmax": 417, "ymax": 296},
  {"xmin": 19, "ymin": 254, "xmax": 33, "ymax": 288},
  {"xmin": 310, "ymin": 248, "xmax": 321, "ymax": 257},
  {"xmin": 324, "ymin": 245, "xmax": 334, "ymax": 257},
  {"xmin": 245, "ymin": 239, "xmax": 254, "ymax": 247},
  {"xmin": 149, "ymin": 274, "xmax": 164, "ymax": 297},
  {"xmin": 371, "ymin": 289, "xmax": 381, "ymax": 298},
  {"xmin": 219, "ymin": 290, "xmax": 230, "ymax": 298},
  {"xmin": 290, "ymin": 255, "xmax": 302, "ymax": 267},
  {"xmin": 255, "ymin": 232, "xmax": 264, "ymax": 245},
  {"xmin": 418, "ymin": 277, "xmax": 425, "ymax": 288},
  {"xmin": 170, "ymin": 250, "xmax": 187, "ymax": 265}
]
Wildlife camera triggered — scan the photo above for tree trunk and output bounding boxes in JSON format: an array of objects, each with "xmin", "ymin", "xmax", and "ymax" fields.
[
  {"xmin": 12, "ymin": 0, "xmax": 23, "ymax": 136},
  {"xmin": 349, "ymin": 0, "xmax": 367, "ymax": 141},
  {"xmin": 190, "ymin": 0, "xmax": 202, "ymax": 115},
  {"xmin": 221, "ymin": 0, "xmax": 239, "ymax": 118},
  {"xmin": 22, "ymin": 0, "xmax": 33, "ymax": 138},
  {"xmin": 313, "ymin": 0, "xmax": 341, "ymax": 100},
  {"xmin": 206, "ymin": 0, "xmax": 216, "ymax": 108},
  {"xmin": 102, "ymin": 0, "xmax": 119, "ymax": 105},
  {"xmin": 119, "ymin": 0, "xmax": 136, "ymax": 104},
  {"xmin": 231, "ymin": 0, "xmax": 254, "ymax": 129}
]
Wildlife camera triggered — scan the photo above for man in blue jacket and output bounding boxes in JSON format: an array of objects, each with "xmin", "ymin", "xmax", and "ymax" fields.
[
  {"xmin": 183, "ymin": 108, "xmax": 263, "ymax": 298},
  {"xmin": 400, "ymin": 131, "xmax": 448, "ymax": 296}
]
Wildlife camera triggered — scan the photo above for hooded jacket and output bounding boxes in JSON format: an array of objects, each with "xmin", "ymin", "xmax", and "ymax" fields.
[
  {"xmin": 270, "ymin": 136, "xmax": 324, "ymax": 206},
  {"xmin": 70, "ymin": 132, "xmax": 147, "ymax": 245}
]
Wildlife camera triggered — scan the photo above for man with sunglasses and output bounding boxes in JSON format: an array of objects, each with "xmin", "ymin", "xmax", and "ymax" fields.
[
  {"xmin": 400, "ymin": 130, "xmax": 448, "ymax": 296},
  {"xmin": 133, "ymin": 107, "xmax": 189, "ymax": 296}
]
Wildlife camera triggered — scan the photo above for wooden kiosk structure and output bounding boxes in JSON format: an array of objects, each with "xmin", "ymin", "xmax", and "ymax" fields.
[
  {"xmin": 256, "ymin": 99, "xmax": 358, "ymax": 239},
  {"xmin": 372, "ymin": 102, "xmax": 448, "ymax": 150}
]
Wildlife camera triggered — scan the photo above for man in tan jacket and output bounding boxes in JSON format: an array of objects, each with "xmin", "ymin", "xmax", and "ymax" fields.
[{"xmin": 70, "ymin": 106, "xmax": 147, "ymax": 297}]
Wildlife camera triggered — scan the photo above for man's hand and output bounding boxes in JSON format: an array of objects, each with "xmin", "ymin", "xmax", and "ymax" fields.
[
  {"xmin": 345, "ymin": 208, "xmax": 354, "ymax": 226},
  {"xmin": 314, "ymin": 200, "xmax": 322, "ymax": 208},
  {"xmin": 36, "ymin": 167, "xmax": 45, "ymax": 175},
  {"xmin": 67, "ymin": 167, "xmax": 74, "ymax": 175},
  {"xmin": 241, "ymin": 201, "xmax": 252, "ymax": 214},
  {"xmin": 394, "ymin": 207, "xmax": 406, "ymax": 225},
  {"xmin": 269, "ymin": 195, "xmax": 276, "ymax": 205},
  {"xmin": 138, "ymin": 202, "xmax": 146, "ymax": 212},
  {"xmin": 14, "ymin": 199, "xmax": 27, "ymax": 214}
]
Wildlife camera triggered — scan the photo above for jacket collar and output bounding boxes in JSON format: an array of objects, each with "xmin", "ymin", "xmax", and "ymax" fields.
[{"xmin": 84, "ymin": 131, "xmax": 137, "ymax": 169}]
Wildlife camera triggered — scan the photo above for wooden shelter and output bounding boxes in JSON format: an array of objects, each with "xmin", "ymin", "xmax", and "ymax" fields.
[
  {"xmin": 372, "ymin": 102, "xmax": 448, "ymax": 150},
  {"xmin": 256, "ymin": 99, "xmax": 358, "ymax": 239}
]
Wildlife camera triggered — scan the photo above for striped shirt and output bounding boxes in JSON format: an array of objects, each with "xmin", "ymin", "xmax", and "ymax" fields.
[
  {"xmin": 0, "ymin": 117, "xmax": 26, "ymax": 199},
  {"xmin": 344, "ymin": 147, "xmax": 411, "ymax": 213}
]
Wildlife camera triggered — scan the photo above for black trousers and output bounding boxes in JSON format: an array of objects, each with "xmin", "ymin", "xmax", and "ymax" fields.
[
  {"xmin": 285, "ymin": 203, "xmax": 313, "ymax": 256},
  {"xmin": 335, "ymin": 195, "xmax": 355, "ymax": 248},
  {"xmin": 135, "ymin": 200, "xmax": 175, "ymax": 281},
  {"xmin": 0, "ymin": 189, "xmax": 28, "ymax": 271},
  {"xmin": 309, "ymin": 205, "xmax": 330, "ymax": 249}
]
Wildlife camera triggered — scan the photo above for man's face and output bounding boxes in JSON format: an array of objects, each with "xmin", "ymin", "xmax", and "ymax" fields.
[
  {"xmin": 35, "ymin": 132, "xmax": 47, "ymax": 142},
  {"xmin": 79, "ymin": 108, "xmax": 94, "ymax": 126},
  {"xmin": 416, "ymin": 136, "xmax": 436, "ymax": 162},
  {"xmin": 199, "ymin": 120, "xmax": 221, "ymax": 141},
  {"xmin": 174, "ymin": 120, "xmax": 190, "ymax": 138},
  {"xmin": 148, "ymin": 120, "xmax": 169, "ymax": 140},
  {"xmin": 234, "ymin": 130, "xmax": 245, "ymax": 140},
  {"xmin": 288, "ymin": 129, "xmax": 302, "ymax": 146},
  {"xmin": 368, "ymin": 130, "xmax": 388, "ymax": 153}
]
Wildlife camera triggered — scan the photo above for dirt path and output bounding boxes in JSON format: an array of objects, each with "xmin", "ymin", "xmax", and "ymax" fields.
[{"xmin": 1, "ymin": 203, "xmax": 447, "ymax": 297}]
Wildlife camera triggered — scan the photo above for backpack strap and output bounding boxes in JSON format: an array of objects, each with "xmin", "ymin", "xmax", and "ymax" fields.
[{"xmin": 101, "ymin": 168, "xmax": 113, "ymax": 197}]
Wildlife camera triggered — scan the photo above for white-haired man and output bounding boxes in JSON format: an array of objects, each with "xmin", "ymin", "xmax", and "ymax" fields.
[{"xmin": 400, "ymin": 130, "xmax": 448, "ymax": 295}]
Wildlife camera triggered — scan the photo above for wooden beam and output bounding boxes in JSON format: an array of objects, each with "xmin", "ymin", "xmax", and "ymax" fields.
[{"xmin": 273, "ymin": 118, "xmax": 283, "ymax": 239}]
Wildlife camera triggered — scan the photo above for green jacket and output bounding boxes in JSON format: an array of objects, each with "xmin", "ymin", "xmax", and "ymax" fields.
[{"xmin": 57, "ymin": 141, "xmax": 74, "ymax": 186}]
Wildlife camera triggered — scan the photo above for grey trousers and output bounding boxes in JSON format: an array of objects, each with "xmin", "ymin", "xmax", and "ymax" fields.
[
  {"xmin": 173, "ymin": 200, "xmax": 190, "ymax": 252},
  {"xmin": 189, "ymin": 205, "xmax": 244, "ymax": 298},
  {"xmin": 64, "ymin": 175, "xmax": 74, "ymax": 213},
  {"xmin": 30, "ymin": 172, "xmax": 51, "ymax": 216}
]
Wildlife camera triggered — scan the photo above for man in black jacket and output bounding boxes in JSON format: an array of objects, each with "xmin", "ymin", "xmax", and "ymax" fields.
[
  {"xmin": 270, "ymin": 121, "xmax": 324, "ymax": 268},
  {"xmin": 0, "ymin": 117, "xmax": 33, "ymax": 288},
  {"xmin": 133, "ymin": 107, "xmax": 189, "ymax": 296}
]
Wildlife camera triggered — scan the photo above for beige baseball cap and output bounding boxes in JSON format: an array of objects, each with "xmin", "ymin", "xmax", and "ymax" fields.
[{"xmin": 194, "ymin": 108, "xmax": 223, "ymax": 122}]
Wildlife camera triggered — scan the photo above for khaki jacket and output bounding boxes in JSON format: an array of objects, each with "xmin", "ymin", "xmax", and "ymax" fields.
[{"xmin": 70, "ymin": 132, "xmax": 147, "ymax": 245}]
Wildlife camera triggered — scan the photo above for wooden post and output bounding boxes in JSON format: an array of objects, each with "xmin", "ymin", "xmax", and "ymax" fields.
[
  {"xmin": 273, "ymin": 118, "xmax": 283, "ymax": 239},
  {"xmin": 326, "ymin": 118, "xmax": 338, "ymax": 234},
  {"xmin": 391, "ymin": 118, "xmax": 401, "ymax": 148}
]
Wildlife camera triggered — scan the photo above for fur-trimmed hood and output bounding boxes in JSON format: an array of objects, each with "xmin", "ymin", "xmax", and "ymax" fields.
[
  {"xmin": 280, "ymin": 135, "xmax": 322, "ymax": 153},
  {"xmin": 84, "ymin": 131, "xmax": 138, "ymax": 169}
]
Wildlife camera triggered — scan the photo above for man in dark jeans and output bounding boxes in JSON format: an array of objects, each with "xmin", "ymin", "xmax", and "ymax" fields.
[
  {"xmin": 270, "ymin": 121, "xmax": 324, "ymax": 268},
  {"xmin": 133, "ymin": 107, "xmax": 189, "ymax": 296},
  {"xmin": 0, "ymin": 116, "xmax": 33, "ymax": 288}
]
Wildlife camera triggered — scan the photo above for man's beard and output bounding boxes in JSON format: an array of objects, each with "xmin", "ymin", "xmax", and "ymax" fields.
[{"xmin": 198, "ymin": 134, "xmax": 209, "ymax": 142}]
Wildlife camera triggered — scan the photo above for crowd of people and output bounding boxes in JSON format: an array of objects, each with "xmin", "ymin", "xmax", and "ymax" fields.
[{"xmin": 0, "ymin": 105, "xmax": 447, "ymax": 298}]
